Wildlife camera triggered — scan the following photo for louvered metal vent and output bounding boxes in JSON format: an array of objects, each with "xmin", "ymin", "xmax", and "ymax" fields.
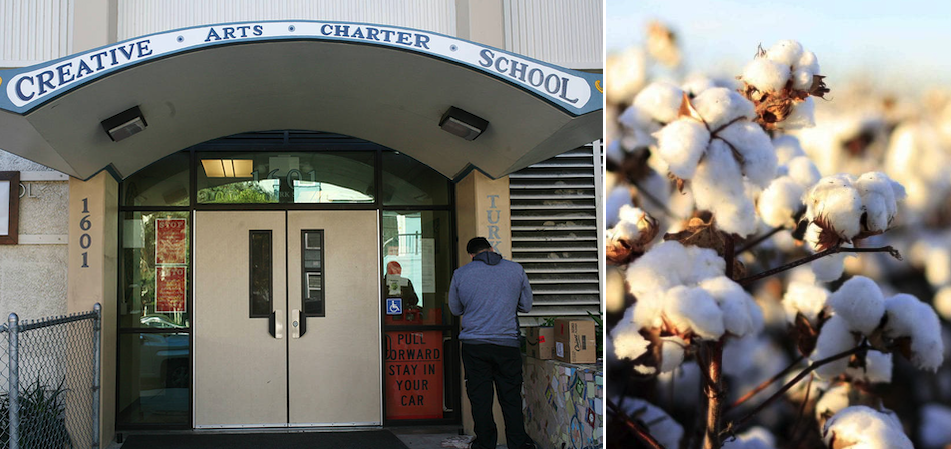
[{"xmin": 510, "ymin": 142, "xmax": 603, "ymax": 319}]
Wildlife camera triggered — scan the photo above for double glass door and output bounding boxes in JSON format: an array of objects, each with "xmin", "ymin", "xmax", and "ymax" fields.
[{"xmin": 194, "ymin": 210, "xmax": 380, "ymax": 427}]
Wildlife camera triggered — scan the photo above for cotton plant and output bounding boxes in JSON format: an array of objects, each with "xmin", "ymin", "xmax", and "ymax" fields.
[{"xmin": 607, "ymin": 35, "xmax": 946, "ymax": 449}]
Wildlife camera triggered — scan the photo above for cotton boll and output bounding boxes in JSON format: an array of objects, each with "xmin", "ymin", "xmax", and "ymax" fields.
[
  {"xmin": 633, "ymin": 82, "xmax": 685, "ymax": 127},
  {"xmin": 681, "ymin": 74, "xmax": 717, "ymax": 98},
  {"xmin": 742, "ymin": 58, "xmax": 790, "ymax": 93},
  {"xmin": 691, "ymin": 87, "xmax": 756, "ymax": 130},
  {"xmin": 655, "ymin": 119, "xmax": 711, "ymax": 180},
  {"xmin": 606, "ymin": 185, "xmax": 633, "ymax": 227},
  {"xmin": 605, "ymin": 47, "xmax": 647, "ymax": 104},
  {"xmin": 812, "ymin": 251, "xmax": 848, "ymax": 283},
  {"xmin": 823, "ymin": 406, "xmax": 913, "ymax": 449},
  {"xmin": 721, "ymin": 426, "xmax": 777, "ymax": 449},
  {"xmin": 767, "ymin": 40, "xmax": 804, "ymax": 67},
  {"xmin": 700, "ymin": 276, "xmax": 758, "ymax": 337},
  {"xmin": 805, "ymin": 174, "xmax": 863, "ymax": 240},
  {"xmin": 627, "ymin": 240, "xmax": 689, "ymax": 299},
  {"xmin": 692, "ymin": 140, "xmax": 758, "ymax": 236},
  {"xmin": 934, "ymin": 286, "xmax": 951, "ymax": 321},
  {"xmin": 782, "ymin": 281, "xmax": 830, "ymax": 324},
  {"xmin": 683, "ymin": 244, "xmax": 727, "ymax": 283},
  {"xmin": 855, "ymin": 172, "xmax": 905, "ymax": 234},
  {"xmin": 845, "ymin": 350, "xmax": 892, "ymax": 384},
  {"xmin": 830, "ymin": 276, "xmax": 886, "ymax": 335},
  {"xmin": 660, "ymin": 336, "xmax": 687, "ymax": 372},
  {"xmin": 786, "ymin": 156, "xmax": 821, "ymax": 188},
  {"xmin": 773, "ymin": 134, "xmax": 806, "ymax": 165},
  {"xmin": 919, "ymin": 404, "xmax": 951, "ymax": 449},
  {"xmin": 615, "ymin": 398, "xmax": 684, "ymax": 449},
  {"xmin": 797, "ymin": 50, "xmax": 820, "ymax": 74},
  {"xmin": 716, "ymin": 121, "xmax": 778, "ymax": 188},
  {"xmin": 791, "ymin": 68, "xmax": 815, "ymax": 91},
  {"xmin": 813, "ymin": 315, "xmax": 858, "ymax": 379},
  {"xmin": 815, "ymin": 383, "xmax": 851, "ymax": 422},
  {"xmin": 606, "ymin": 267, "xmax": 627, "ymax": 314},
  {"xmin": 883, "ymin": 293, "xmax": 945, "ymax": 371},
  {"xmin": 664, "ymin": 285, "xmax": 726, "ymax": 340},
  {"xmin": 611, "ymin": 318, "xmax": 652, "ymax": 361},
  {"xmin": 780, "ymin": 96, "xmax": 816, "ymax": 129},
  {"xmin": 610, "ymin": 205, "xmax": 651, "ymax": 243},
  {"xmin": 759, "ymin": 177, "xmax": 805, "ymax": 228}
]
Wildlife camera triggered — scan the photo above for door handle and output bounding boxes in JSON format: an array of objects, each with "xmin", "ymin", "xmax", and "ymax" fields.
[
  {"xmin": 269, "ymin": 309, "xmax": 284, "ymax": 339},
  {"xmin": 291, "ymin": 309, "xmax": 300, "ymax": 339}
]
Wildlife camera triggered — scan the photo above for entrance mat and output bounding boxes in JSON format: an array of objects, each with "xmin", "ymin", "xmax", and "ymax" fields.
[{"xmin": 121, "ymin": 430, "xmax": 411, "ymax": 449}]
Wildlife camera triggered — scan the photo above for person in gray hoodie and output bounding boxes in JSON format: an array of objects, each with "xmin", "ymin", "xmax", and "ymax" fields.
[{"xmin": 449, "ymin": 237, "xmax": 535, "ymax": 449}]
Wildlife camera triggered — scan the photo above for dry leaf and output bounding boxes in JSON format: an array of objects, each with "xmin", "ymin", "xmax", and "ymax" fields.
[
  {"xmin": 794, "ymin": 312, "xmax": 820, "ymax": 357},
  {"xmin": 663, "ymin": 215, "xmax": 747, "ymax": 277},
  {"xmin": 810, "ymin": 75, "xmax": 830, "ymax": 99}
]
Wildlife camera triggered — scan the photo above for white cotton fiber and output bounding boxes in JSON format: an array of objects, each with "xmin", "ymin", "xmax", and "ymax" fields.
[
  {"xmin": 627, "ymin": 240, "xmax": 689, "ymax": 300},
  {"xmin": 664, "ymin": 285, "xmax": 726, "ymax": 340},
  {"xmin": 767, "ymin": 40, "xmax": 804, "ymax": 67},
  {"xmin": 660, "ymin": 336, "xmax": 687, "ymax": 372},
  {"xmin": 759, "ymin": 177, "xmax": 804, "ymax": 228},
  {"xmin": 633, "ymin": 82, "xmax": 685, "ymax": 127},
  {"xmin": 830, "ymin": 276, "xmax": 886, "ymax": 335},
  {"xmin": 805, "ymin": 175, "xmax": 863, "ymax": 240},
  {"xmin": 606, "ymin": 185, "xmax": 633, "ymax": 227},
  {"xmin": 797, "ymin": 50, "xmax": 820, "ymax": 74},
  {"xmin": 742, "ymin": 58, "xmax": 790, "ymax": 92},
  {"xmin": 715, "ymin": 121, "xmax": 778, "ymax": 188},
  {"xmin": 883, "ymin": 293, "xmax": 944, "ymax": 371},
  {"xmin": 773, "ymin": 134, "xmax": 806, "ymax": 164},
  {"xmin": 811, "ymin": 250, "xmax": 848, "ymax": 283},
  {"xmin": 786, "ymin": 156, "xmax": 821, "ymax": 188},
  {"xmin": 610, "ymin": 205, "xmax": 648, "ymax": 242},
  {"xmin": 611, "ymin": 318, "xmax": 651, "ymax": 361},
  {"xmin": 655, "ymin": 119, "xmax": 711, "ymax": 180},
  {"xmin": 681, "ymin": 74, "xmax": 716, "ymax": 98},
  {"xmin": 699, "ymin": 276, "xmax": 758, "ymax": 337},
  {"xmin": 721, "ymin": 426, "xmax": 777, "ymax": 449},
  {"xmin": 691, "ymin": 87, "xmax": 757, "ymax": 130},
  {"xmin": 780, "ymin": 96, "xmax": 816, "ymax": 129},
  {"xmin": 813, "ymin": 315, "xmax": 857, "ymax": 379},
  {"xmin": 845, "ymin": 350, "xmax": 892, "ymax": 384},
  {"xmin": 815, "ymin": 384, "xmax": 851, "ymax": 421},
  {"xmin": 782, "ymin": 281, "xmax": 830, "ymax": 324},
  {"xmin": 691, "ymin": 139, "xmax": 757, "ymax": 236},
  {"xmin": 791, "ymin": 68, "xmax": 815, "ymax": 91},
  {"xmin": 823, "ymin": 406, "xmax": 913, "ymax": 449},
  {"xmin": 855, "ymin": 172, "xmax": 906, "ymax": 234},
  {"xmin": 683, "ymin": 244, "xmax": 728, "ymax": 282}
]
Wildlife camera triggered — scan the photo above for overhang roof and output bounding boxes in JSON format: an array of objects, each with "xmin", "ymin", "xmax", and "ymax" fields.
[{"xmin": 0, "ymin": 20, "xmax": 602, "ymax": 180}]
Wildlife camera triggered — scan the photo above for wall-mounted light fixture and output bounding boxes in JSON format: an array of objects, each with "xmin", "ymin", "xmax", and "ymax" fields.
[
  {"xmin": 439, "ymin": 107, "xmax": 488, "ymax": 141},
  {"xmin": 101, "ymin": 106, "xmax": 147, "ymax": 142}
]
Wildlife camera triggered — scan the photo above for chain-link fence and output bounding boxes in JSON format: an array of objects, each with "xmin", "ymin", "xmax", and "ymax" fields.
[{"xmin": 0, "ymin": 304, "xmax": 101, "ymax": 449}]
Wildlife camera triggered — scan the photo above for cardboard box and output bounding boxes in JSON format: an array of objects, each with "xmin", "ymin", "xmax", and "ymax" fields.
[
  {"xmin": 553, "ymin": 319, "xmax": 597, "ymax": 364},
  {"xmin": 525, "ymin": 327, "xmax": 554, "ymax": 359}
]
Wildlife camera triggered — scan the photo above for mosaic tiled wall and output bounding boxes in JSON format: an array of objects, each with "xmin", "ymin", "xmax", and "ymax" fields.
[{"xmin": 523, "ymin": 357, "xmax": 603, "ymax": 449}]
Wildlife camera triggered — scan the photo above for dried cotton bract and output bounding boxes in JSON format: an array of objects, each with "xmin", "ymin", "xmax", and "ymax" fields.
[
  {"xmin": 739, "ymin": 40, "xmax": 828, "ymax": 130},
  {"xmin": 653, "ymin": 89, "xmax": 776, "ymax": 236}
]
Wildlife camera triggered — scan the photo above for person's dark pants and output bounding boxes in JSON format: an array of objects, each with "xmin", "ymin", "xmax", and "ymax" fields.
[{"xmin": 461, "ymin": 342, "xmax": 534, "ymax": 449}]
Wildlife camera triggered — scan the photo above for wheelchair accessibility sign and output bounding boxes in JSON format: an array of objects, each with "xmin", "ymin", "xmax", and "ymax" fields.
[{"xmin": 386, "ymin": 298, "xmax": 402, "ymax": 315}]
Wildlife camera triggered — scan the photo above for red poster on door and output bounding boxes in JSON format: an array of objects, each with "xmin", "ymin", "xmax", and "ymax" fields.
[
  {"xmin": 385, "ymin": 330, "xmax": 443, "ymax": 420},
  {"xmin": 155, "ymin": 266, "xmax": 186, "ymax": 313},
  {"xmin": 156, "ymin": 218, "xmax": 187, "ymax": 265}
]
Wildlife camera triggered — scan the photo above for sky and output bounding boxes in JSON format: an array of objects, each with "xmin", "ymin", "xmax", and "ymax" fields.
[{"xmin": 607, "ymin": 0, "xmax": 951, "ymax": 93}]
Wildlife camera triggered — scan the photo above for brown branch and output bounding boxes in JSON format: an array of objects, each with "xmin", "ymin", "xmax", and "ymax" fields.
[
  {"xmin": 738, "ymin": 245, "xmax": 902, "ymax": 286},
  {"xmin": 607, "ymin": 398, "xmax": 667, "ymax": 449},
  {"xmin": 730, "ymin": 354, "xmax": 806, "ymax": 408},
  {"xmin": 702, "ymin": 340, "xmax": 726, "ymax": 449},
  {"xmin": 723, "ymin": 344, "xmax": 869, "ymax": 436}
]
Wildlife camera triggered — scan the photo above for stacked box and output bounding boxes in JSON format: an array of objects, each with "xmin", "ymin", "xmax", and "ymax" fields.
[
  {"xmin": 526, "ymin": 327, "xmax": 555, "ymax": 359},
  {"xmin": 553, "ymin": 319, "xmax": 596, "ymax": 364}
]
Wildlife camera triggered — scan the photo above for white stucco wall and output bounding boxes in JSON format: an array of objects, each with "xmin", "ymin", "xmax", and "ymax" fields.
[{"xmin": 0, "ymin": 150, "xmax": 69, "ymax": 321}]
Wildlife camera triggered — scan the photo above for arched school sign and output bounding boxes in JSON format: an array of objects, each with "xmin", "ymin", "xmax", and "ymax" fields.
[{"xmin": 0, "ymin": 20, "xmax": 601, "ymax": 116}]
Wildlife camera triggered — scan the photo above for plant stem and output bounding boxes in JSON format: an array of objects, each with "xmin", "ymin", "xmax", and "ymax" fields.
[
  {"xmin": 723, "ymin": 344, "xmax": 868, "ymax": 436},
  {"xmin": 607, "ymin": 398, "xmax": 667, "ymax": 449},
  {"xmin": 702, "ymin": 340, "xmax": 725, "ymax": 449},
  {"xmin": 730, "ymin": 354, "xmax": 805, "ymax": 409},
  {"xmin": 738, "ymin": 245, "xmax": 902, "ymax": 286}
]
